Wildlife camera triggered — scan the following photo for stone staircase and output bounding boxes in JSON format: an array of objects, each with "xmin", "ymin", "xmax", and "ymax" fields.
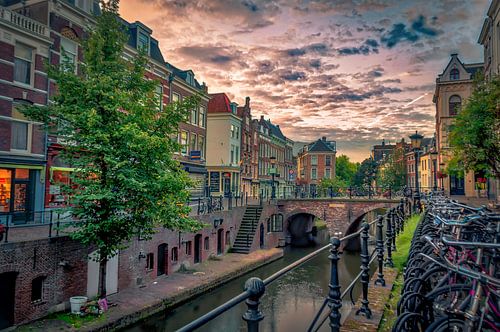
[{"xmin": 231, "ymin": 205, "xmax": 263, "ymax": 254}]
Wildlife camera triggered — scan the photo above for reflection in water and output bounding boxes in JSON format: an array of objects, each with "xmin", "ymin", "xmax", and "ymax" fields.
[{"xmin": 123, "ymin": 230, "xmax": 368, "ymax": 332}]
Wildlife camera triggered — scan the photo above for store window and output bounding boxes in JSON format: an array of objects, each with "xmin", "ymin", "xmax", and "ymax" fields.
[{"xmin": 0, "ymin": 169, "xmax": 12, "ymax": 213}]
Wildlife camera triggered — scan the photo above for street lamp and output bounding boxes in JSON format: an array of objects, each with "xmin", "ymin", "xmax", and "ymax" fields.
[
  {"xmin": 270, "ymin": 156, "xmax": 277, "ymax": 199},
  {"xmin": 430, "ymin": 150, "xmax": 438, "ymax": 192},
  {"xmin": 409, "ymin": 131, "xmax": 424, "ymax": 212},
  {"xmin": 439, "ymin": 162, "xmax": 445, "ymax": 191}
]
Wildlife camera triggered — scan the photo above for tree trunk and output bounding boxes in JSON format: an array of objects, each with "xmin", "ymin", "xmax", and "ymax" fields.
[{"xmin": 99, "ymin": 258, "xmax": 108, "ymax": 299}]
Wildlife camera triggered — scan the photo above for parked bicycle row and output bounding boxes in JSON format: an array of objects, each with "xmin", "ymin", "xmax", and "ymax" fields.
[{"xmin": 393, "ymin": 193, "xmax": 500, "ymax": 331}]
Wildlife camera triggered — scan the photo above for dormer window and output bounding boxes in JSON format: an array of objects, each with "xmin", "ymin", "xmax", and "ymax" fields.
[
  {"xmin": 137, "ymin": 31, "xmax": 149, "ymax": 53},
  {"xmin": 450, "ymin": 68, "xmax": 459, "ymax": 80},
  {"xmin": 186, "ymin": 72, "xmax": 194, "ymax": 86}
]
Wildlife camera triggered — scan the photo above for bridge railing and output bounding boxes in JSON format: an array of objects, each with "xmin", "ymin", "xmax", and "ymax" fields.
[
  {"xmin": 176, "ymin": 197, "xmax": 414, "ymax": 332},
  {"xmin": 286, "ymin": 185, "xmax": 411, "ymax": 200}
]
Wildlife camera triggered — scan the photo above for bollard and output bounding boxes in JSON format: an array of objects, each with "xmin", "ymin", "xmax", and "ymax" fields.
[
  {"xmin": 328, "ymin": 237, "xmax": 342, "ymax": 332},
  {"xmin": 242, "ymin": 277, "xmax": 265, "ymax": 332},
  {"xmin": 384, "ymin": 212, "xmax": 394, "ymax": 267},
  {"xmin": 356, "ymin": 222, "xmax": 373, "ymax": 318},
  {"xmin": 374, "ymin": 216, "xmax": 386, "ymax": 286}
]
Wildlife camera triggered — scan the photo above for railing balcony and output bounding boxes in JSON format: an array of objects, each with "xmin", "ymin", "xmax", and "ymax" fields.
[{"xmin": 0, "ymin": 7, "xmax": 50, "ymax": 38}]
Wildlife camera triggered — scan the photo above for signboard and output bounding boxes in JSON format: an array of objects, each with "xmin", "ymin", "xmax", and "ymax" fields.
[
  {"xmin": 190, "ymin": 150, "xmax": 201, "ymax": 160},
  {"xmin": 49, "ymin": 185, "xmax": 60, "ymax": 195},
  {"xmin": 329, "ymin": 203, "xmax": 345, "ymax": 208},
  {"xmin": 209, "ymin": 172, "xmax": 220, "ymax": 192}
]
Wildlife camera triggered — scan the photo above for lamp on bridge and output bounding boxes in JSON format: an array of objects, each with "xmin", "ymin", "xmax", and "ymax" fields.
[
  {"xmin": 270, "ymin": 156, "xmax": 277, "ymax": 200},
  {"xmin": 409, "ymin": 131, "xmax": 423, "ymax": 212}
]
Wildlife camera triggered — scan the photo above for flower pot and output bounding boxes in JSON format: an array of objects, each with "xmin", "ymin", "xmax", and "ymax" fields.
[{"xmin": 70, "ymin": 296, "xmax": 88, "ymax": 314}]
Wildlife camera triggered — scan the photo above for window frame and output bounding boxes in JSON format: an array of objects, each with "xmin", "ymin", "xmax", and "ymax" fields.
[
  {"xmin": 60, "ymin": 37, "xmax": 78, "ymax": 74},
  {"xmin": 14, "ymin": 42, "xmax": 34, "ymax": 86},
  {"xmin": 450, "ymin": 68, "xmax": 460, "ymax": 80}
]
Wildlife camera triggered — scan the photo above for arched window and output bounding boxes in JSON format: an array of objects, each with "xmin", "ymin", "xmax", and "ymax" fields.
[
  {"xmin": 450, "ymin": 68, "xmax": 460, "ymax": 80},
  {"xmin": 449, "ymin": 95, "xmax": 462, "ymax": 116}
]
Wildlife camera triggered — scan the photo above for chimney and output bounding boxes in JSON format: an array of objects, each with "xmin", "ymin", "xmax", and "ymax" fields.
[
  {"xmin": 260, "ymin": 115, "xmax": 264, "ymax": 121},
  {"xmin": 322, "ymin": 136, "xmax": 326, "ymax": 141},
  {"xmin": 245, "ymin": 96, "xmax": 250, "ymax": 108},
  {"xmin": 382, "ymin": 139, "xmax": 385, "ymax": 146}
]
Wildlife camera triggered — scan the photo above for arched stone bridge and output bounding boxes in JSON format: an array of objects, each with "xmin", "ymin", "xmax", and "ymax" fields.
[{"xmin": 276, "ymin": 198, "xmax": 402, "ymax": 238}]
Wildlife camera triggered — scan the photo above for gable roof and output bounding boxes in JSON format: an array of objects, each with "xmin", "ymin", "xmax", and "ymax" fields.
[
  {"xmin": 207, "ymin": 93, "xmax": 232, "ymax": 114},
  {"xmin": 308, "ymin": 138, "xmax": 336, "ymax": 152},
  {"xmin": 438, "ymin": 54, "xmax": 483, "ymax": 82}
]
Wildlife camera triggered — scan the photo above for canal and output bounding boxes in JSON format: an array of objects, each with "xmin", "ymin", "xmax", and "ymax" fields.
[{"xmin": 123, "ymin": 228, "xmax": 372, "ymax": 332}]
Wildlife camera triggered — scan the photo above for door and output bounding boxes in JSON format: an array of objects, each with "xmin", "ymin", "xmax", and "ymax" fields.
[
  {"xmin": 217, "ymin": 229, "xmax": 224, "ymax": 255},
  {"xmin": 259, "ymin": 223, "xmax": 265, "ymax": 249},
  {"xmin": 157, "ymin": 243, "xmax": 168, "ymax": 276},
  {"xmin": 450, "ymin": 175, "xmax": 465, "ymax": 195},
  {"xmin": 223, "ymin": 177, "xmax": 231, "ymax": 197},
  {"xmin": 194, "ymin": 234, "xmax": 202, "ymax": 264},
  {"xmin": 87, "ymin": 251, "xmax": 119, "ymax": 298},
  {"xmin": 0, "ymin": 272, "xmax": 17, "ymax": 329},
  {"xmin": 12, "ymin": 169, "xmax": 35, "ymax": 224}
]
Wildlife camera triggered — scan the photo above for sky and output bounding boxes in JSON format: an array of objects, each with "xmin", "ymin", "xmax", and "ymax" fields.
[{"xmin": 119, "ymin": 0, "xmax": 490, "ymax": 162}]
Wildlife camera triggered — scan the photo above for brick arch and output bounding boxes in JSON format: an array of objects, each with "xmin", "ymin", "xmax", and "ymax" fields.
[{"xmin": 283, "ymin": 208, "xmax": 322, "ymax": 223}]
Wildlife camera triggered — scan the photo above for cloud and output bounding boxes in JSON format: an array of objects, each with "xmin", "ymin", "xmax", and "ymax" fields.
[
  {"xmin": 380, "ymin": 15, "xmax": 440, "ymax": 48},
  {"xmin": 337, "ymin": 39, "xmax": 379, "ymax": 56}
]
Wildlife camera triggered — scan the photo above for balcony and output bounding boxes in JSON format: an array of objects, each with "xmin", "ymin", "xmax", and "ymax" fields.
[{"xmin": 0, "ymin": 7, "xmax": 50, "ymax": 38}]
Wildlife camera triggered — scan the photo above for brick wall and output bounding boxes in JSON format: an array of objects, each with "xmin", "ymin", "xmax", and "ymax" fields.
[{"xmin": 0, "ymin": 237, "xmax": 89, "ymax": 325}]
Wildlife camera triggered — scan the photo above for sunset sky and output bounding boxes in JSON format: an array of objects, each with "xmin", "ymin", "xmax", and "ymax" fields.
[{"xmin": 120, "ymin": 0, "xmax": 489, "ymax": 162}]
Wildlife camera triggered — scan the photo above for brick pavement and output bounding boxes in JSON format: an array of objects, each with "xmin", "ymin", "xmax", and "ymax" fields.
[{"xmin": 16, "ymin": 248, "xmax": 283, "ymax": 332}]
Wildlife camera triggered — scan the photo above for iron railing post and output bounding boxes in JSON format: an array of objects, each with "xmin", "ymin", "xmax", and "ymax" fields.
[
  {"xmin": 242, "ymin": 277, "xmax": 265, "ymax": 332},
  {"xmin": 48, "ymin": 210, "xmax": 53, "ymax": 238},
  {"xmin": 391, "ymin": 209, "xmax": 397, "ymax": 251},
  {"xmin": 56, "ymin": 213, "xmax": 60, "ymax": 237},
  {"xmin": 355, "ymin": 222, "xmax": 372, "ymax": 318},
  {"xmin": 197, "ymin": 197, "xmax": 201, "ymax": 215},
  {"xmin": 374, "ymin": 215, "xmax": 386, "ymax": 286},
  {"xmin": 328, "ymin": 237, "xmax": 342, "ymax": 332},
  {"xmin": 384, "ymin": 212, "xmax": 394, "ymax": 267},
  {"xmin": 4, "ymin": 214, "xmax": 10, "ymax": 243}
]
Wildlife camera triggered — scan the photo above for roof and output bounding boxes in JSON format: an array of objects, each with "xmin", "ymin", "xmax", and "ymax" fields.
[
  {"xmin": 464, "ymin": 63, "xmax": 483, "ymax": 77},
  {"xmin": 266, "ymin": 120, "xmax": 286, "ymax": 141},
  {"xmin": 207, "ymin": 93, "xmax": 232, "ymax": 114},
  {"xmin": 166, "ymin": 62, "xmax": 205, "ymax": 90},
  {"xmin": 308, "ymin": 138, "xmax": 336, "ymax": 153}
]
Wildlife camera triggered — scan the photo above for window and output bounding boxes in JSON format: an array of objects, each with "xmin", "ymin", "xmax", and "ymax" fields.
[
  {"xmin": 31, "ymin": 276, "xmax": 45, "ymax": 302},
  {"xmin": 185, "ymin": 241, "xmax": 192, "ymax": 255},
  {"xmin": 180, "ymin": 131, "xmax": 188, "ymax": 154},
  {"xmin": 204, "ymin": 237, "xmax": 209, "ymax": 250},
  {"xmin": 155, "ymin": 85, "xmax": 163, "ymax": 112},
  {"xmin": 172, "ymin": 93, "xmax": 180, "ymax": 103},
  {"xmin": 14, "ymin": 43, "xmax": 33, "ymax": 85},
  {"xmin": 235, "ymin": 126, "xmax": 240, "ymax": 139},
  {"xmin": 186, "ymin": 72, "xmax": 194, "ymax": 86},
  {"xmin": 311, "ymin": 168, "xmax": 317, "ymax": 180},
  {"xmin": 11, "ymin": 121, "xmax": 29, "ymax": 151},
  {"xmin": 198, "ymin": 135, "xmax": 205, "ymax": 158},
  {"xmin": 190, "ymin": 133, "xmax": 197, "ymax": 152},
  {"xmin": 231, "ymin": 125, "xmax": 235, "ymax": 138},
  {"xmin": 138, "ymin": 31, "xmax": 149, "ymax": 52},
  {"xmin": 450, "ymin": 68, "xmax": 460, "ymax": 80},
  {"xmin": 270, "ymin": 214, "xmax": 283, "ymax": 232},
  {"xmin": 199, "ymin": 106, "xmax": 206, "ymax": 127},
  {"xmin": 225, "ymin": 231, "xmax": 230, "ymax": 245},
  {"xmin": 325, "ymin": 168, "xmax": 331, "ymax": 179},
  {"xmin": 191, "ymin": 108, "xmax": 197, "ymax": 125},
  {"xmin": 449, "ymin": 95, "xmax": 461, "ymax": 116},
  {"xmin": 311, "ymin": 155, "xmax": 318, "ymax": 166},
  {"xmin": 325, "ymin": 155, "xmax": 331, "ymax": 166},
  {"xmin": 60, "ymin": 37, "xmax": 77, "ymax": 73},
  {"xmin": 171, "ymin": 247, "xmax": 178, "ymax": 263},
  {"xmin": 235, "ymin": 146, "xmax": 239, "ymax": 164},
  {"xmin": 230, "ymin": 145, "xmax": 235, "ymax": 164},
  {"xmin": 146, "ymin": 253, "xmax": 154, "ymax": 270}
]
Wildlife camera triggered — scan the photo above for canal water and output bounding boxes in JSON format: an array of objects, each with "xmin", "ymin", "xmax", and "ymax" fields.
[{"xmin": 123, "ymin": 229, "xmax": 371, "ymax": 332}]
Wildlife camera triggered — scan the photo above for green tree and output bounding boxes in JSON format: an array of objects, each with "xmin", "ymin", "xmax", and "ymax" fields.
[
  {"xmin": 353, "ymin": 157, "xmax": 378, "ymax": 189},
  {"xmin": 449, "ymin": 74, "xmax": 500, "ymax": 178},
  {"xmin": 376, "ymin": 149, "xmax": 406, "ymax": 190},
  {"xmin": 320, "ymin": 177, "xmax": 348, "ymax": 196},
  {"xmin": 335, "ymin": 155, "xmax": 359, "ymax": 185},
  {"xmin": 22, "ymin": 0, "xmax": 202, "ymax": 298}
]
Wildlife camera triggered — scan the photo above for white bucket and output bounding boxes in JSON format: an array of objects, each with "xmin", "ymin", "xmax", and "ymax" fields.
[{"xmin": 70, "ymin": 296, "xmax": 88, "ymax": 314}]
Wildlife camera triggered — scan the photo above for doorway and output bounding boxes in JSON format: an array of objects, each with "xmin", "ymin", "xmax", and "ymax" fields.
[
  {"xmin": 0, "ymin": 272, "xmax": 17, "ymax": 329},
  {"xmin": 157, "ymin": 243, "xmax": 168, "ymax": 276},
  {"xmin": 217, "ymin": 229, "xmax": 224, "ymax": 255},
  {"xmin": 223, "ymin": 177, "xmax": 231, "ymax": 197},
  {"xmin": 194, "ymin": 234, "xmax": 202, "ymax": 264},
  {"xmin": 450, "ymin": 175, "xmax": 465, "ymax": 195}
]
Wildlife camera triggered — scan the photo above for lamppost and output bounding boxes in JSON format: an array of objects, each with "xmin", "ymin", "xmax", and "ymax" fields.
[
  {"xmin": 430, "ymin": 150, "xmax": 438, "ymax": 192},
  {"xmin": 270, "ymin": 156, "xmax": 277, "ymax": 199},
  {"xmin": 439, "ymin": 162, "xmax": 445, "ymax": 191},
  {"xmin": 409, "ymin": 131, "xmax": 423, "ymax": 212}
]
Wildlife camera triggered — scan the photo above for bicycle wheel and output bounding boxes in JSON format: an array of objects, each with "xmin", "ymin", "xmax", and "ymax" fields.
[
  {"xmin": 425, "ymin": 284, "xmax": 472, "ymax": 319},
  {"xmin": 392, "ymin": 312, "xmax": 427, "ymax": 332},
  {"xmin": 424, "ymin": 314, "xmax": 467, "ymax": 332}
]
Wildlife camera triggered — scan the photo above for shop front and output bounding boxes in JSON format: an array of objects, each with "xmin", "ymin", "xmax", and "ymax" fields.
[
  {"xmin": 0, "ymin": 165, "xmax": 44, "ymax": 224},
  {"xmin": 207, "ymin": 168, "xmax": 240, "ymax": 197}
]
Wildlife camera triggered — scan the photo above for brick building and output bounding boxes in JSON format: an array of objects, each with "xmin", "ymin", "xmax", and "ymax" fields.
[
  {"xmin": 237, "ymin": 97, "xmax": 256, "ymax": 198},
  {"xmin": 297, "ymin": 137, "xmax": 336, "ymax": 195}
]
